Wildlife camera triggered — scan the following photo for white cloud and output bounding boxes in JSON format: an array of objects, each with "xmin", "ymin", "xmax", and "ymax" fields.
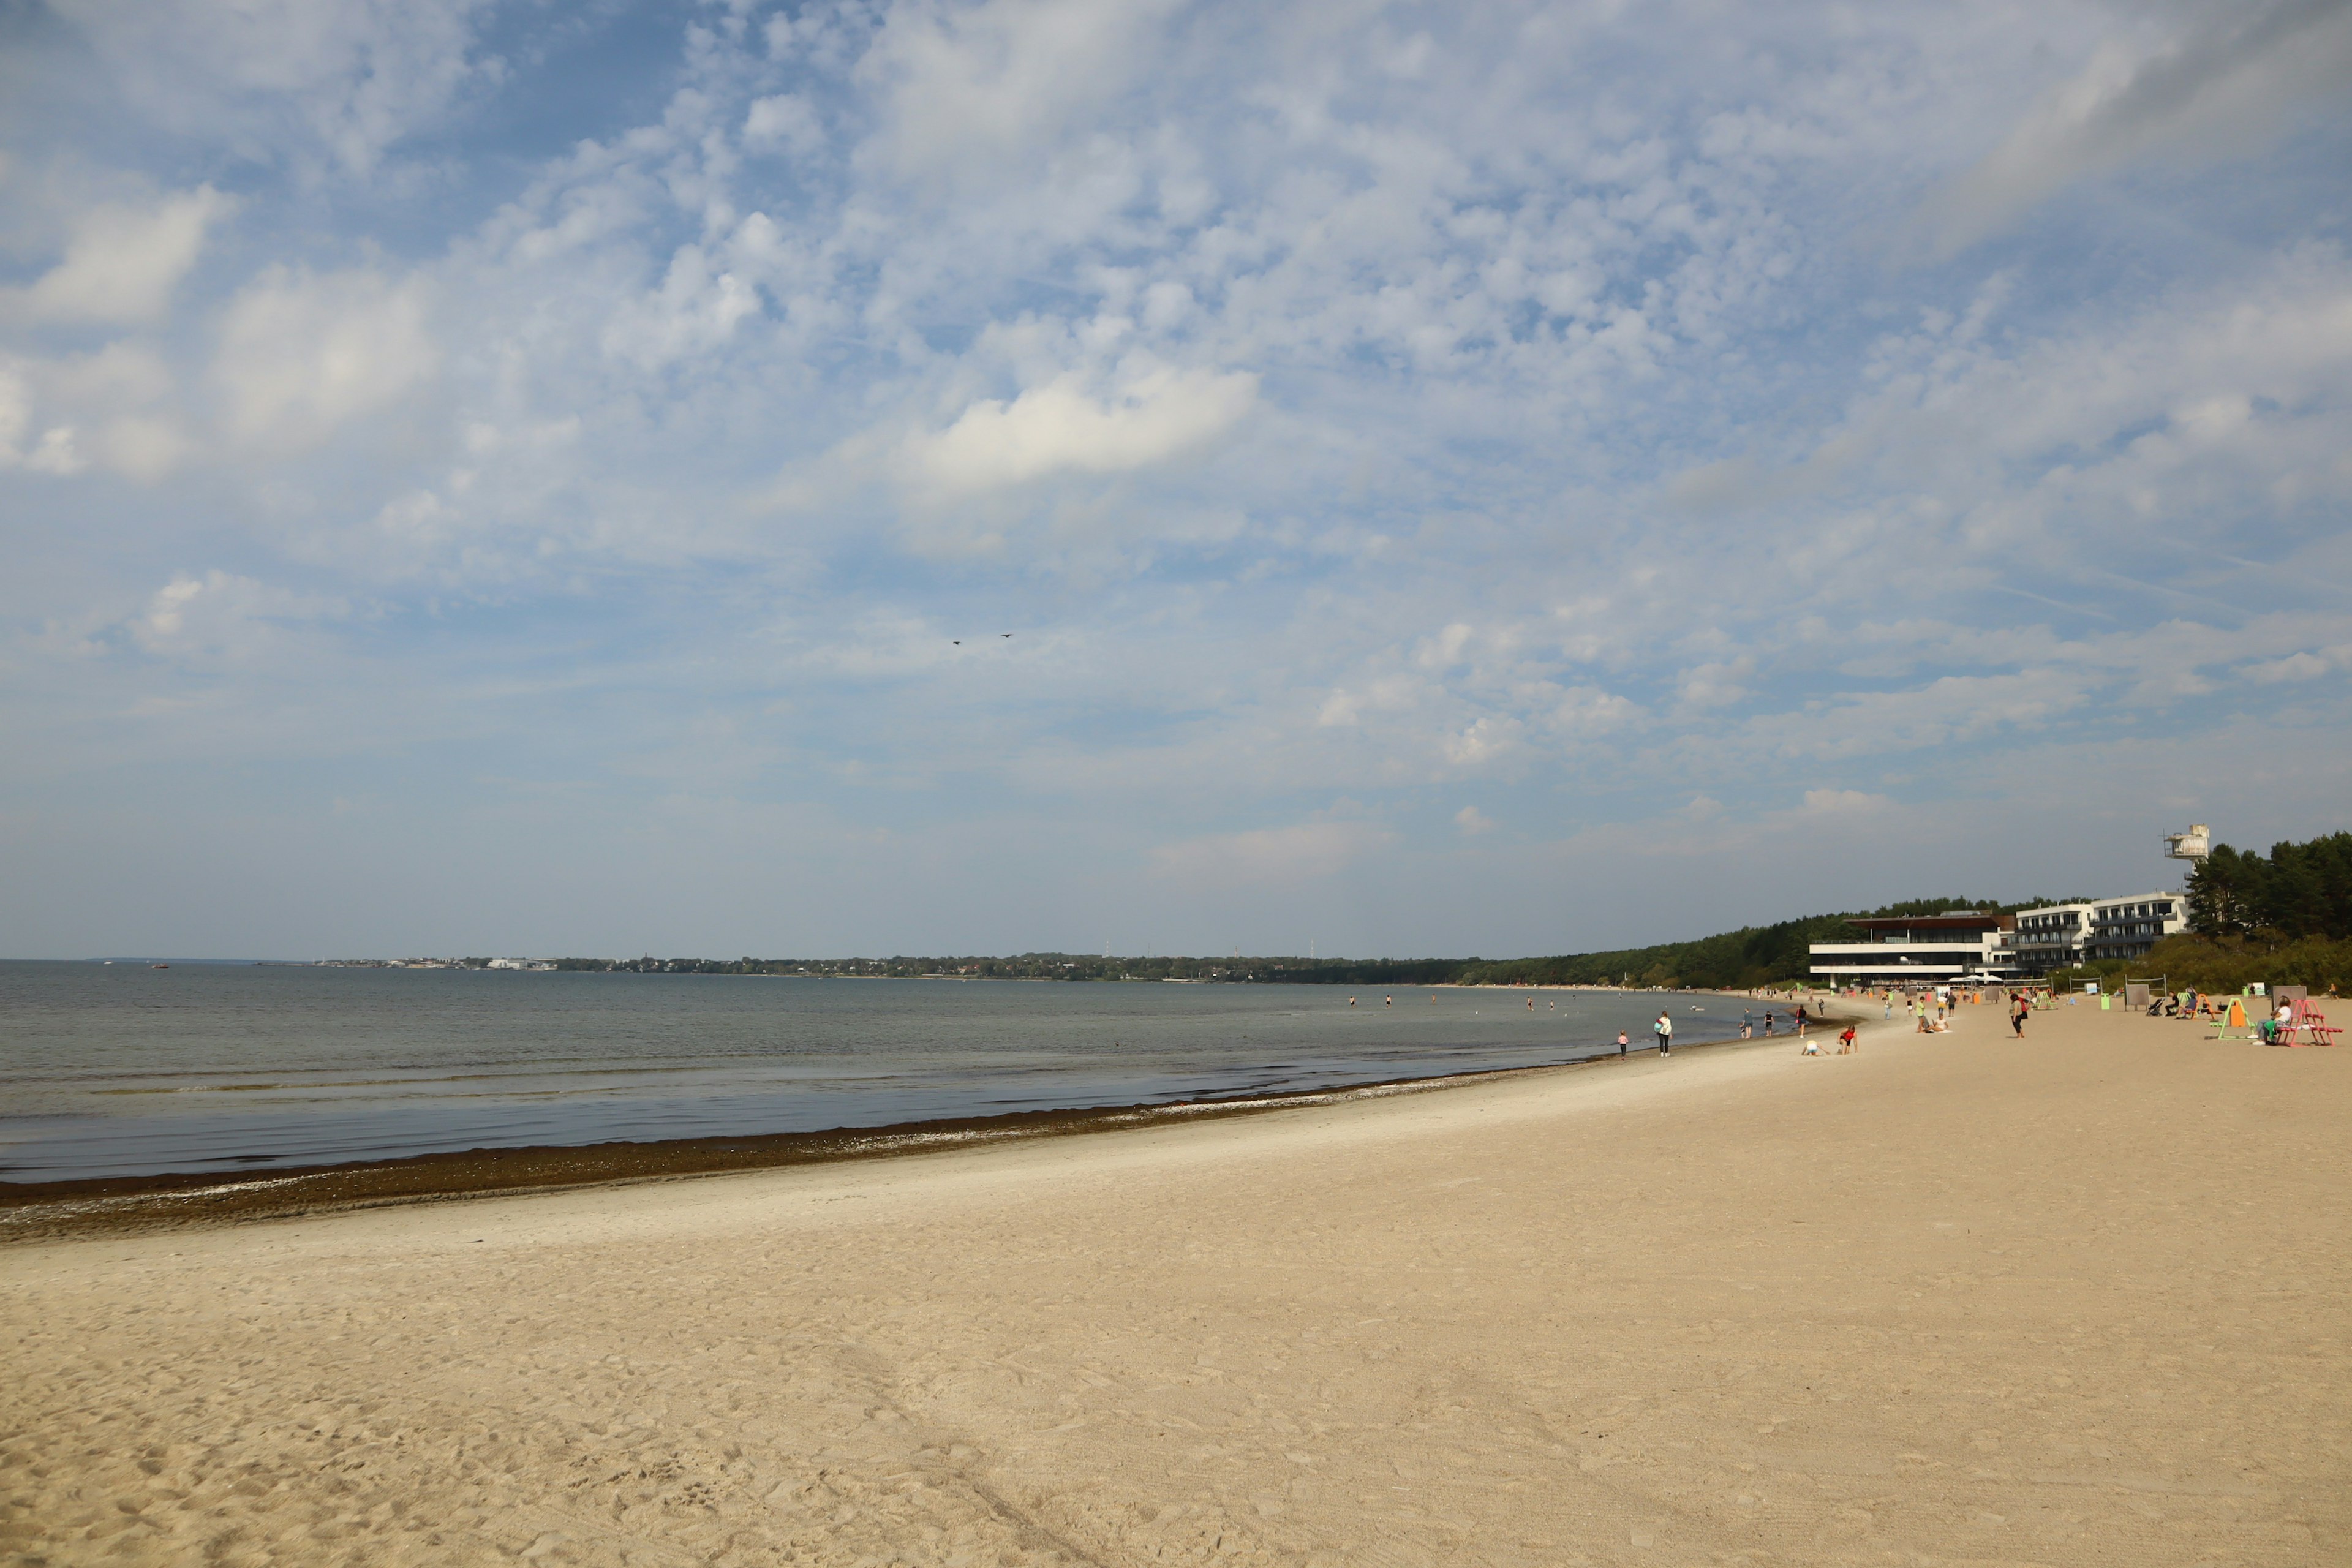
[
  {"xmin": 1677, "ymin": 655, "xmax": 1754, "ymax": 710},
  {"xmin": 212, "ymin": 266, "xmax": 439, "ymax": 451},
  {"xmin": 1917, "ymin": 0, "xmax": 2352, "ymax": 256},
  {"xmin": 2242, "ymin": 647, "xmax": 2349, "ymax": 683},
  {"xmin": 602, "ymin": 244, "xmax": 764, "ymax": 368},
  {"xmin": 1454, "ymin": 805, "xmax": 1495, "ymax": 834},
  {"xmin": 906, "ymin": 365, "xmax": 1258, "ymax": 495},
  {"xmin": 130, "ymin": 570, "xmax": 345, "ymax": 664},
  {"xmin": 743, "ymin": 94, "xmax": 824, "ymax": 159},
  {"xmin": 52, "ymin": 0, "xmax": 497, "ymax": 175},
  {"xmin": 5, "ymin": 187, "xmax": 232, "ymax": 325},
  {"xmin": 857, "ymin": 0, "xmax": 1181, "ymax": 181},
  {"xmin": 6, "ymin": 1, "xmax": 2352, "ymax": 958}
]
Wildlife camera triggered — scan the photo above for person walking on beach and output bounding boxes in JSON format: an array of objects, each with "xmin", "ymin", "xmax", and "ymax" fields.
[
  {"xmin": 2010, "ymin": 991, "xmax": 2028, "ymax": 1038},
  {"xmin": 1653, "ymin": 1011, "xmax": 1673, "ymax": 1057},
  {"xmin": 1616, "ymin": 1029, "xmax": 1629, "ymax": 1058}
]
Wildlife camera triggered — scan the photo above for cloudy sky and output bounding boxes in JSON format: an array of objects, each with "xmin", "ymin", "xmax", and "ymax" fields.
[{"xmin": 2, "ymin": 0, "xmax": 2348, "ymax": 960}]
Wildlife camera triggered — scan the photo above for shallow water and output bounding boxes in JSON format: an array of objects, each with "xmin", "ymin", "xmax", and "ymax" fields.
[{"xmin": 0, "ymin": 962, "xmax": 1746, "ymax": 1181}]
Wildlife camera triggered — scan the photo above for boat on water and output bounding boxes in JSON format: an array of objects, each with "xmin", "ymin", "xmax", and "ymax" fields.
[{"xmin": 150, "ymin": 963, "xmax": 168, "ymax": 970}]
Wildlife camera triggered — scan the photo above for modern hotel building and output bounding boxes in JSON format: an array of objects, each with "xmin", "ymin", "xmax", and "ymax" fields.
[
  {"xmin": 1806, "ymin": 911, "xmax": 2016, "ymax": 986},
  {"xmin": 1812, "ymin": 894, "xmax": 2190, "ymax": 982}
]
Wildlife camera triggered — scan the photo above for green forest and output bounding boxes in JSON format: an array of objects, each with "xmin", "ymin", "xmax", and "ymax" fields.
[{"xmin": 2076, "ymin": 830, "xmax": 2352, "ymax": 994}]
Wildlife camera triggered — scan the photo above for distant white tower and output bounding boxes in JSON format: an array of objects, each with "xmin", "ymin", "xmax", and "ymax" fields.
[{"xmin": 2164, "ymin": 823, "xmax": 2211, "ymax": 864}]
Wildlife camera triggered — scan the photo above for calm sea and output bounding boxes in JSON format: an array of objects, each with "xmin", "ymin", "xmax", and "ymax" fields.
[{"xmin": 0, "ymin": 962, "xmax": 1750, "ymax": 1182}]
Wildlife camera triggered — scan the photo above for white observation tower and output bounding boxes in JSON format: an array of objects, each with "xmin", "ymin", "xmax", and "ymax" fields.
[{"xmin": 2163, "ymin": 823, "xmax": 2210, "ymax": 865}]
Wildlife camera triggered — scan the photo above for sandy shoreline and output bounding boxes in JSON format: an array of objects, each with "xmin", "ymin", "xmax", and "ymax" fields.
[{"xmin": 5, "ymin": 996, "xmax": 2343, "ymax": 1564}]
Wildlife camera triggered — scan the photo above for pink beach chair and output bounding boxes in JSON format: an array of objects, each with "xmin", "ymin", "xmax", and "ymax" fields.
[{"xmin": 2282, "ymin": 1005, "xmax": 2340, "ymax": 1047}]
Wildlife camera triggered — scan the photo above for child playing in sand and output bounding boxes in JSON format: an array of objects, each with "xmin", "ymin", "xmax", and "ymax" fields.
[
  {"xmin": 1801, "ymin": 1033, "xmax": 1822, "ymax": 1055},
  {"xmin": 1838, "ymin": 1024, "xmax": 1858, "ymax": 1054}
]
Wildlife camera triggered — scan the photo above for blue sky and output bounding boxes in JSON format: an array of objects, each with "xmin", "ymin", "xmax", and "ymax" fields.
[{"xmin": 2, "ymin": 0, "xmax": 2348, "ymax": 960}]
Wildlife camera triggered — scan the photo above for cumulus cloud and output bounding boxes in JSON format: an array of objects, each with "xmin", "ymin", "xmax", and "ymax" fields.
[
  {"xmin": 0, "ymin": 362, "xmax": 82, "ymax": 475},
  {"xmin": 5, "ymin": 187, "xmax": 233, "ymax": 325},
  {"xmin": 857, "ymin": 0, "xmax": 1182, "ymax": 181},
  {"xmin": 1916, "ymin": 0, "xmax": 2352, "ymax": 257},
  {"xmin": 211, "ymin": 266, "xmax": 439, "ymax": 450},
  {"xmin": 905, "ymin": 365, "xmax": 1259, "ymax": 495},
  {"xmin": 743, "ymin": 94, "xmax": 824, "ymax": 159},
  {"xmin": 6, "ymin": 0, "xmax": 2351, "ymax": 956},
  {"xmin": 2242, "ymin": 646, "xmax": 2350, "ymax": 682},
  {"xmin": 602, "ymin": 244, "xmax": 764, "ymax": 368}
]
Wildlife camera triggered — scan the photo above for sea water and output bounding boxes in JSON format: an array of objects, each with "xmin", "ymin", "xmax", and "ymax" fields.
[{"xmin": 0, "ymin": 962, "xmax": 1746, "ymax": 1182}]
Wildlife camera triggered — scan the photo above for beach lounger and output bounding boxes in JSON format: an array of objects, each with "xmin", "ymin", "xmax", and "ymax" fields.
[
  {"xmin": 2208, "ymin": 1000, "xmax": 2261, "ymax": 1042},
  {"xmin": 2280, "ymin": 1006, "xmax": 2341, "ymax": 1047}
]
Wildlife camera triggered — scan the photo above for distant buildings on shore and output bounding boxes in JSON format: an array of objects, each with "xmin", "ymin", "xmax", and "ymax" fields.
[
  {"xmin": 1807, "ymin": 824, "xmax": 2207, "ymax": 984},
  {"xmin": 318, "ymin": 957, "xmax": 557, "ymax": 970},
  {"xmin": 2015, "ymin": 894, "xmax": 2188, "ymax": 968},
  {"xmin": 1807, "ymin": 894, "xmax": 2188, "ymax": 984}
]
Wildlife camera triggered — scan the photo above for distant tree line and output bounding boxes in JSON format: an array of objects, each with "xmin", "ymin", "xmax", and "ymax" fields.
[
  {"xmin": 543, "ymin": 953, "xmax": 1473, "ymax": 984},
  {"xmin": 350, "ymin": 840, "xmax": 2352, "ymax": 994},
  {"xmin": 529, "ymin": 896, "xmax": 2090, "ymax": 991}
]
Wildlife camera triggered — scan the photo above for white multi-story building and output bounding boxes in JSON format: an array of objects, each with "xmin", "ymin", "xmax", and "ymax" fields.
[
  {"xmin": 2084, "ymin": 892, "xmax": 2187, "ymax": 963},
  {"xmin": 1945, "ymin": 893, "xmax": 2188, "ymax": 974},
  {"xmin": 2013, "ymin": 902, "xmax": 2094, "ymax": 971},
  {"xmin": 1808, "ymin": 911, "xmax": 2017, "ymax": 985}
]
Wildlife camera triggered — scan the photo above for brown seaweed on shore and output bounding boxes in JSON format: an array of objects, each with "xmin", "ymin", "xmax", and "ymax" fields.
[{"xmin": 0, "ymin": 1042, "xmax": 1717, "ymax": 1242}]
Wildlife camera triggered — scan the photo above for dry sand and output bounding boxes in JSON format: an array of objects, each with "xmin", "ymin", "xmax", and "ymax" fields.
[{"xmin": 4, "ymin": 998, "xmax": 2347, "ymax": 1566}]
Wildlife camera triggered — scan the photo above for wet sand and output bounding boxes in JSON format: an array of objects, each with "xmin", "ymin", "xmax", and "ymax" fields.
[
  {"xmin": 0, "ymin": 1047, "xmax": 1712, "ymax": 1243},
  {"xmin": 3, "ymin": 998, "xmax": 2345, "ymax": 1565}
]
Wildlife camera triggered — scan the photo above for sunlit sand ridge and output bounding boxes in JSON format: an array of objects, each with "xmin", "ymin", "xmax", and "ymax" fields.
[{"xmin": 4, "ymin": 999, "xmax": 2345, "ymax": 1564}]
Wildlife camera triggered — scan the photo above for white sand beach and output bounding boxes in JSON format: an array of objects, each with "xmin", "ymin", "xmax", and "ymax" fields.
[{"xmin": 5, "ymin": 998, "xmax": 2347, "ymax": 1566}]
